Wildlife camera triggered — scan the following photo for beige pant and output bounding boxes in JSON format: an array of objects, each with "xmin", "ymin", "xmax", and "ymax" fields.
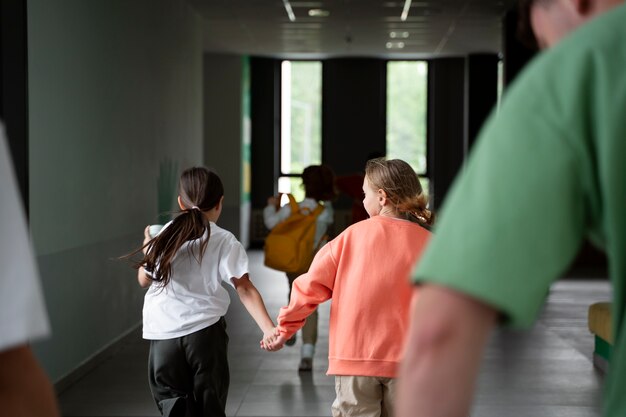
[
  {"xmin": 286, "ymin": 272, "xmax": 318, "ymax": 345},
  {"xmin": 331, "ymin": 375, "xmax": 396, "ymax": 417}
]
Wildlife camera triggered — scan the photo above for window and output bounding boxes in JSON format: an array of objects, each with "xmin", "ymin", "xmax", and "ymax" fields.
[
  {"xmin": 386, "ymin": 61, "xmax": 429, "ymax": 194},
  {"xmin": 279, "ymin": 60, "xmax": 322, "ymax": 201}
]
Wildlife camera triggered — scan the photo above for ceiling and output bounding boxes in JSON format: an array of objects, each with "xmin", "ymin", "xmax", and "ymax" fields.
[{"xmin": 187, "ymin": 0, "xmax": 518, "ymax": 59}]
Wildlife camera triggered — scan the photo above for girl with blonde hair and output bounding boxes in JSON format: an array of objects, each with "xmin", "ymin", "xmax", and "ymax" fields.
[{"xmin": 262, "ymin": 158, "xmax": 432, "ymax": 416}]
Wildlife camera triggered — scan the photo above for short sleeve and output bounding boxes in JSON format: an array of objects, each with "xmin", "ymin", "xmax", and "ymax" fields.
[
  {"xmin": 413, "ymin": 93, "xmax": 587, "ymax": 328},
  {"xmin": 218, "ymin": 236, "xmax": 249, "ymax": 288},
  {"xmin": 0, "ymin": 128, "xmax": 51, "ymax": 351}
]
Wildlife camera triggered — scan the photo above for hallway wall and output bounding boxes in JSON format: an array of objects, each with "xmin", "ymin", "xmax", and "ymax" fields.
[
  {"xmin": 203, "ymin": 53, "xmax": 250, "ymax": 245},
  {"xmin": 26, "ymin": 0, "xmax": 204, "ymax": 382}
]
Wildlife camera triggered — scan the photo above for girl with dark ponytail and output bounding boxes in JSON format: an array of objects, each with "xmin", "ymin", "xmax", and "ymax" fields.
[{"xmin": 130, "ymin": 167, "xmax": 274, "ymax": 417}]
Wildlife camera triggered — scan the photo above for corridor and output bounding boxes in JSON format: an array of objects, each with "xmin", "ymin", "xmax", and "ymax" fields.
[{"xmin": 57, "ymin": 251, "xmax": 610, "ymax": 417}]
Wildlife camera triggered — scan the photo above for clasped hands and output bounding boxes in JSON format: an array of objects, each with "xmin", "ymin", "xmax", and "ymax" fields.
[{"xmin": 260, "ymin": 327, "xmax": 290, "ymax": 352}]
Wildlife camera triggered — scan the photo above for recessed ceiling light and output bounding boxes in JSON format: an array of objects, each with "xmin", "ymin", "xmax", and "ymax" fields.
[
  {"xmin": 389, "ymin": 31, "xmax": 409, "ymax": 39},
  {"xmin": 386, "ymin": 41, "xmax": 405, "ymax": 49},
  {"xmin": 308, "ymin": 8, "xmax": 330, "ymax": 17}
]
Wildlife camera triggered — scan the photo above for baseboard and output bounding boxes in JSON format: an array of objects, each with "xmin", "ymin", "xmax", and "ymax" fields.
[
  {"xmin": 593, "ymin": 353, "xmax": 609, "ymax": 374},
  {"xmin": 54, "ymin": 321, "xmax": 142, "ymax": 394}
]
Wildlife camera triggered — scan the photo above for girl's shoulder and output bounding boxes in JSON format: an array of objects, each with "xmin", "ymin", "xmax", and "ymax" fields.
[
  {"xmin": 300, "ymin": 198, "xmax": 333, "ymax": 213},
  {"xmin": 210, "ymin": 222, "xmax": 244, "ymax": 246},
  {"xmin": 299, "ymin": 197, "xmax": 319, "ymax": 209},
  {"xmin": 361, "ymin": 215, "xmax": 430, "ymax": 232},
  {"xmin": 209, "ymin": 222, "xmax": 231, "ymax": 237},
  {"xmin": 337, "ymin": 217, "xmax": 373, "ymax": 237}
]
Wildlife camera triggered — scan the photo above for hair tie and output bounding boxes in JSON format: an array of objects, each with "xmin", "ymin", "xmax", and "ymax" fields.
[{"xmin": 191, "ymin": 206, "xmax": 200, "ymax": 211}]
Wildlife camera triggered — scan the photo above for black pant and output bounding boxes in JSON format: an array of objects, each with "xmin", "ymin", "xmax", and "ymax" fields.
[{"xmin": 148, "ymin": 318, "xmax": 229, "ymax": 417}]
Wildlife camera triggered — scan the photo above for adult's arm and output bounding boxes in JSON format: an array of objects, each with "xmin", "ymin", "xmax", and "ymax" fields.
[
  {"xmin": 396, "ymin": 285, "xmax": 497, "ymax": 417},
  {"xmin": 0, "ymin": 345, "xmax": 60, "ymax": 417}
]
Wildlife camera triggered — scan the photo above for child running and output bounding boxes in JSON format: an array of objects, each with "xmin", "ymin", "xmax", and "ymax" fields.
[
  {"xmin": 263, "ymin": 164, "xmax": 336, "ymax": 371},
  {"xmin": 130, "ymin": 167, "xmax": 275, "ymax": 417},
  {"xmin": 262, "ymin": 158, "xmax": 433, "ymax": 417}
]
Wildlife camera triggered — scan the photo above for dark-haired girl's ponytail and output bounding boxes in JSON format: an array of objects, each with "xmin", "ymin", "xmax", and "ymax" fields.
[
  {"xmin": 137, "ymin": 208, "xmax": 210, "ymax": 288},
  {"xmin": 122, "ymin": 166, "xmax": 224, "ymax": 287}
]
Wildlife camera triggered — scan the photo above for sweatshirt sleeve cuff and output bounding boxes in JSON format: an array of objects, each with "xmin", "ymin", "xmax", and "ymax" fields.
[{"xmin": 277, "ymin": 325, "xmax": 298, "ymax": 339}]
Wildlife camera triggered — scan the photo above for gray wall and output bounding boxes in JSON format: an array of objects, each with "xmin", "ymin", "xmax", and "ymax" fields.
[
  {"xmin": 203, "ymin": 53, "xmax": 248, "ymax": 243},
  {"xmin": 27, "ymin": 0, "xmax": 204, "ymax": 381}
]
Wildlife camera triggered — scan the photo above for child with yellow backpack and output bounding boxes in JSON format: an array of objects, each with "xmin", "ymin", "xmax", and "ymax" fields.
[{"xmin": 263, "ymin": 164, "xmax": 336, "ymax": 371}]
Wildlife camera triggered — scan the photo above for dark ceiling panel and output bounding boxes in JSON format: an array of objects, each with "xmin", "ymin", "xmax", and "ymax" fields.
[{"xmin": 188, "ymin": 0, "xmax": 516, "ymax": 58}]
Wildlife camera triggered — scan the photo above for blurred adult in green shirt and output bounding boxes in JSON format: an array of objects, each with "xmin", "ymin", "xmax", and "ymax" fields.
[{"xmin": 396, "ymin": 0, "xmax": 626, "ymax": 416}]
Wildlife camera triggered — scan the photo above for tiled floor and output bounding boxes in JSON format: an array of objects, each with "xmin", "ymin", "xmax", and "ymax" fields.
[{"xmin": 58, "ymin": 250, "xmax": 611, "ymax": 417}]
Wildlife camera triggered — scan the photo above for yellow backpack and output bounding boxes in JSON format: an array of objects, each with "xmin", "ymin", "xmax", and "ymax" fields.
[{"xmin": 264, "ymin": 194, "xmax": 325, "ymax": 274}]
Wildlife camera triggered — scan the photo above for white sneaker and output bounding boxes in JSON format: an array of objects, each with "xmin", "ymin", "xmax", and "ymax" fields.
[{"xmin": 301, "ymin": 343, "xmax": 315, "ymax": 358}]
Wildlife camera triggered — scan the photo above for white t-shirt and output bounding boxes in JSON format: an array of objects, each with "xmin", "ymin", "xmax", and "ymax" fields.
[
  {"xmin": 263, "ymin": 197, "xmax": 334, "ymax": 248},
  {"xmin": 0, "ymin": 126, "xmax": 50, "ymax": 351},
  {"xmin": 142, "ymin": 221, "xmax": 248, "ymax": 340}
]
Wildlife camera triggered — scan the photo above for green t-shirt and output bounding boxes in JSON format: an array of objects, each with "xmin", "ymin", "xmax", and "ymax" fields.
[{"xmin": 412, "ymin": 4, "xmax": 626, "ymax": 416}]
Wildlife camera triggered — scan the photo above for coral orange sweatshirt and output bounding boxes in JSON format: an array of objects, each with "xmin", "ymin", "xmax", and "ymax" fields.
[{"xmin": 277, "ymin": 215, "xmax": 431, "ymax": 378}]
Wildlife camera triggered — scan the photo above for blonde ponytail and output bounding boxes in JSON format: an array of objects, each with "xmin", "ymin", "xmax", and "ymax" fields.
[{"xmin": 366, "ymin": 158, "xmax": 434, "ymax": 229}]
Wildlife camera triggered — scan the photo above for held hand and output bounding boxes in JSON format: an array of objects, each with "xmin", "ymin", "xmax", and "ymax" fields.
[
  {"xmin": 260, "ymin": 327, "xmax": 278, "ymax": 351},
  {"xmin": 260, "ymin": 328, "xmax": 288, "ymax": 352},
  {"xmin": 261, "ymin": 326, "xmax": 278, "ymax": 348},
  {"xmin": 271, "ymin": 332, "xmax": 289, "ymax": 351}
]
